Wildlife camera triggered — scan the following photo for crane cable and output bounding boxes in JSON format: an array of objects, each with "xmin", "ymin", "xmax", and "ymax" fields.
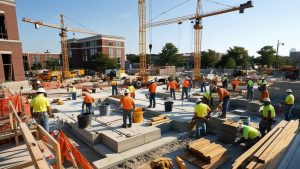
[
  {"xmin": 204, "ymin": 0, "xmax": 234, "ymax": 8},
  {"xmin": 63, "ymin": 15, "xmax": 97, "ymax": 34},
  {"xmin": 178, "ymin": 22, "xmax": 182, "ymax": 53}
]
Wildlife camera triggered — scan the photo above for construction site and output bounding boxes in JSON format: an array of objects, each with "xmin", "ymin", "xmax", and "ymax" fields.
[{"xmin": 1, "ymin": 0, "xmax": 300, "ymax": 169}]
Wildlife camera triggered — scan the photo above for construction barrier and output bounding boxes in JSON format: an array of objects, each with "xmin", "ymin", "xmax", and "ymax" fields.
[{"xmin": 43, "ymin": 81, "xmax": 61, "ymax": 89}]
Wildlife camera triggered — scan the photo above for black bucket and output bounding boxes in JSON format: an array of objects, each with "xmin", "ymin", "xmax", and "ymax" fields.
[
  {"xmin": 77, "ymin": 113, "xmax": 92, "ymax": 128},
  {"xmin": 99, "ymin": 102, "xmax": 111, "ymax": 116},
  {"xmin": 164, "ymin": 101, "xmax": 174, "ymax": 112},
  {"xmin": 92, "ymin": 88, "xmax": 96, "ymax": 93}
]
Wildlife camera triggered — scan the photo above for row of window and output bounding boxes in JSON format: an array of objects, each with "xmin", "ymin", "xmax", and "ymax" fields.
[
  {"xmin": 80, "ymin": 48, "xmax": 122, "ymax": 62},
  {"xmin": 108, "ymin": 41, "xmax": 122, "ymax": 47}
]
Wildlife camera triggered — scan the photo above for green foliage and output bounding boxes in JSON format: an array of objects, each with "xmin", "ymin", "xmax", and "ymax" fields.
[
  {"xmin": 31, "ymin": 63, "xmax": 42, "ymax": 70},
  {"xmin": 225, "ymin": 57, "xmax": 236, "ymax": 69},
  {"xmin": 257, "ymin": 46, "xmax": 276, "ymax": 67},
  {"xmin": 126, "ymin": 54, "xmax": 140, "ymax": 63},
  {"xmin": 91, "ymin": 53, "xmax": 117, "ymax": 72},
  {"xmin": 276, "ymin": 56, "xmax": 292, "ymax": 67},
  {"xmin": 201, "ymin": 49, "xmax": 219, "ymax": 68},
  {"xmin": 159, "ymin": 43, "xmax": 184, "ymax": 67},
  {"xmin": 45, "ymin": 59, "xmax": 61, "ymax": 70},
  {"xmin": 226, "ymin": 46, "xmax": 249, "ymax": 67}
]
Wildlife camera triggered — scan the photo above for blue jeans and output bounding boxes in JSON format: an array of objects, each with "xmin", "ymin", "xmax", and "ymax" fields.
[
  {"xmin": 35, "ymin": 112, "xmax": 49, "ymax": 132},
  {"xmin": 195, "ymin": 119, "xmax": 206, "ymax": 138},
  {"xmin": 182, "ymin": 87, "xmax": 189, "ymax": 99},
  {"xmin": 247, "ymin": 87, "xmax": 254, "ymax": 100},
  {"xmin": 285, "ymin": 105, "xmax": 293, "ymax": 121},
  {"xmin": 85, "ymin": 103, "xmax": 93, "ymax": 114},
  {"xmin": 123, "ymin": 109, "xmax": 132, "ymax": 127},
  {"xmin": 149, "ymin": 93, "xmax": 156, "ymax": 107},
  {"xmin": 221, "ymin": 96, "xmax": 230, "ymax": 118},
  {"xmin": 112, "ymin": 85, "xmax": 118, "ymax": 95},
  {"xmin": 170, "ymin": 89, "xmax": 176, "ymax": 100},
  {"xmin": 201, "ymin": 83, "xmax": 206, "ymax": 92}
]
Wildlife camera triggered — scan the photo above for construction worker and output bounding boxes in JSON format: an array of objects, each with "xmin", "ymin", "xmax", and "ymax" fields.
[
  {"xmin": 258, "ymin": 77, "xmax": 267, "ymax": 92},
  {"xmin": 188, "ymin": 77, "xmax": 193, "ymax": 93},
  {"xmin": 30, "ymin": 88, "xmax": 52, "ymax": 132},
  {"xmin": 82, "ymin": 92, "xmax": 95, "ymax": 114},
  {"xmin": 259, "ymin": 98, "xmax": 276, "ymax": 135},
  {"xmin": 182, "ymin": 77, "xmax": 190, "ymax": 100},
  {"xmin": 237, "ymin": 125, "xmax": 261, "ymax": 148},
  {"xmin": 232, "ymin": 78, "xmax": 239, "ymax": 91},
  {"xmin": 215, "ymin": 87, "xmax": 230, "ymax": 118},
  {"xmin": 119, "ymin": 89, "xmax": 135, "ymax": 128},
  {"xmin": 246, "ymin": 77, "xmax": 254, "ymax": 100},
  {"xmin": 148, "ymin": 80, "xmax": 157, "ymax": 108},
  {"xmin": 111, "ymin": 78, "xmax": 118, "ymax": 96},
  {"xmin": 167, "ymin": 79, "xmax": 177, "ymax": 100},
  {"xmin": 222, "ymin": 73, "xmax": 228, "ymax": 89},
  {"xmin": 192, "ymin": 98, "xmax": 212, "ymax": 138},
  {"xmin": 200, "ymin": 75, "xmax": 207, "ymax": 92},
  {"xmin": 281, "ymin": 89, "xmax": 294, "ymax": 121},
  {"xmin": 259, "ymin": 87, "xmax": 269, "ymax": 103},
  {"xmin": 202, "ymin": 92, "xmax": 211, "ymax": 106},
  {"xmin": 68, "ymin": 84, "xmax": 77, "ymax": 100},
  {"xmin": 127, "ymin": 83, "xmax": 136, "ymax": 98}
]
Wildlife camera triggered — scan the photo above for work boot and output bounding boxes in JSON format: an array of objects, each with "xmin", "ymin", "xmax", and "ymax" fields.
[
  {"xmin": 147, "ymin": 105, "xmax": 152, "ymax": 108},
  {"xmin": 121, "ymin": 124, "xmax": 127, "ymax": 128},
  {"xmin": 153, "ymin": 105, "xmax": 155, "ymax": 108},
  {"xmin": 128, "ymin": 124, "xmax": 132, "ymax": 128}
]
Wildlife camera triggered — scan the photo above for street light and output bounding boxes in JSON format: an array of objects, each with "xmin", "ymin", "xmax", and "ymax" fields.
[{"xmin": 275, "ymin": 40, "xmax": 284, "ymax": 69}]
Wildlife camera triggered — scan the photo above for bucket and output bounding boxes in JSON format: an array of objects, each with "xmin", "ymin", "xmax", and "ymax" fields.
[
  {"xmin": 77, "ymin": 113, "xmax": 92, "ymax": 128},
  {"xmin": 164, "ymin": 101, "xmax": 173, "ymax": 112},
  {"xmin": 92, "ymin": 88, "xmax": 96, "ymax": 93},
  {"xmin": 133, "ymin": 107, "xmax": 144, "ymax": 123},
  {"xmin": 240, "ymin": 116, "xmax": 250, "ymax": 125},
  {"xmin": 71, "ymin": 93, "xmax": 77, "ymax": 100},
  {"xmin": 99, "ymin": 102, "xmax": 110, "ymax": 116}
]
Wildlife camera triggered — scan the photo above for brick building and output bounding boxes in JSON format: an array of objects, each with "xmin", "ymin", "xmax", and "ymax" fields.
[
  {"xmin": 23, "ymin": 51, "xmax": 61, "ymax": 71},
  {"xmin": 67, "ymin": 34, "xmax": 125, "ymax": 70},
  {"xmin": 0, "ymin": 0, "xmax": 25, "ymax": 82}
]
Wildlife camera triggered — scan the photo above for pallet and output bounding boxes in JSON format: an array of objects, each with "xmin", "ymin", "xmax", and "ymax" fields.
[{"xmin": 232, "ymin": 120, "xmax": 299, "ymax": 169}]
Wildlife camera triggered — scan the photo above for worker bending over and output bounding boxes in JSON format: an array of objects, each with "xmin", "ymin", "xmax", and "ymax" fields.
[
  {"xmin": 127, "ymin": 83, "xmax": 136, "ymax": 98},
  {"xmin": 111, "ymin": 78, "xmax": 118, "ymax": 96},
  {"xmin": 192, "ymin": 98, "xmax": 212, "ymax": 138},
  {"xmin": 246, "ymin": 77, "xmax": 254, "ymax": 100},
  {"xmin": 119, "ymin": 89, "xmax": 135, "ymax": 128},
  {"xmin": 222, "ymin": 73, "xmax": 228, "ymax": 89},
  {"xmin": 259, "ymin": 98, "xmax": 276, "ymax": 136},
  {"xmin": 215, "ymin": 87, "xmax": 230, "ymax": 118},
  {"xmin": 238, "ymin": 125, "xmax": 261, "ymax": 148},
  {"xmin": 167, "ymin": 79, "xmax": 177, "ymax": 100},
  {"xmin": 148, "ymin": 80, "xmax": 157, "ymax": 108},
  {"xmin": 282, "ymin": 89, "xmax": 294, "ymax": 121},
  {"xmin": 202, "ymin": 92, "xmax": 211, "ymax": 106},
  {"xmin": 182, "ymin": 77, "xmax": 190, "ymax": 100},
  {"xmin": 82, "ymin": 92, "xmax": 95, "ymax": 114},
  {"xmin": 30, "ymin": 88, "xmax": 52, "ymax": 132}
]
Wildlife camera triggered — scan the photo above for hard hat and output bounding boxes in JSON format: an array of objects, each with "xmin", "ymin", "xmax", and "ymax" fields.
[
  {"xmin": 37, "ymin": 81, "xmax": 41, "ymax": 84},
  {"xmin": 246, "ymin": 76, "xmax": 250, "ymax": 79},
  {"xmin": 36, "ymin": 88, "xmax": 46, "ymax": 93},
  {"xmin": 185, "ymin": 77, "xmax": 189, "ymax": 80},
  {"xmin": 260, "ymin": 77, "xmax": 265, "ymax": 80},
  {"xmin": 224, "ymin": 73, "xmax": 228, "ymax": 76},
  {"xmin": 195, "ymin": 98, "xmax": 202, "ymax": 103},
  {"xmin": 263, "ymin": 97, "xmax": 271, "ymax": 102},
  {"xmin": 149, "ymin": 80, "xmax": 154, "ymax": 83},
  {"xmin": 124, "ymin": 89, "xmax": 130, "ymax": 94},
  {"xmin": 286, "ymin": 89, "xmax": 292, "ymax": 93}
]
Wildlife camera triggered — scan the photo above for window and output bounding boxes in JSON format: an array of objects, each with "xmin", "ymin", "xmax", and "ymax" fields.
[
  {"xmin": 116, "ymin": 49, "xmax": 121, "ymax": 58},
  {"xmin": 108, "ymin": 41, "xmax": 113, "ymax": 46},
  {"xmin": 82, "ymin": 50, "xmax": 88, "ymax": 61},
  {"xmin": 90, "ymin": 48, "xmax": 97, "ymax": 56},
  {"xmin": 116, "ymin": 41, "xmax": 122, "ymax": 47},
  {"xmin": 0, "ymin": 14, "xmax": 7, "ymax": 39},
  {"xmin": 109, "ymin": 48, "xmax": 114, "ymax": 57},
  {"xmin": 68, "ymin": 51, "xmax": 72, "ymax": 58}
]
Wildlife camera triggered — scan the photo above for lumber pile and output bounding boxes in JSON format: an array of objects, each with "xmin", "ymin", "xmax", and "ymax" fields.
[
  {"xmin": 218, "ymin": 121, "xmax": 242, "ymax": 144},
  {"xmin": 232, "ymin": 120, "xmax": 299, "ymax": 169},
  {"xmin": 149, "ymin": 115, "xmax": 169, "ymax": 126},
  {"xmin": 180, "ymin": 138, "xmax": 230, "ymax": 169}
]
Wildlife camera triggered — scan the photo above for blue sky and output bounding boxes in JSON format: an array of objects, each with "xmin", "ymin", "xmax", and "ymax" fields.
[{"xmin": 17, "ymin": 0, "xmax": 300, "ymax": 56}]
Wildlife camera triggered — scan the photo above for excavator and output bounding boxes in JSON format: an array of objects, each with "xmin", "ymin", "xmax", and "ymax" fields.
[{"xmin": 233, "ymin": 58, "xmax": 257, "ymax": 77}]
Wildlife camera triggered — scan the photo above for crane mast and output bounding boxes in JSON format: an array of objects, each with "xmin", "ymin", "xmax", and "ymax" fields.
[{"xmin": 194, "ymin": 0, "xmax": 202, "ymax": 80}]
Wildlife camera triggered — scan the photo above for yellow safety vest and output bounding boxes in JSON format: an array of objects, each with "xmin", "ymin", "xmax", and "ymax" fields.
[
  {"xmin": 262, "ymin": 105, "xmax": 276, "ymax": 118},
  {"xmin": 285, "ymin": 94, "xmax": 295, "ymax": 105},
  {"xmin": 194, "ymin": 103, "xmax": 211, "ymax": 118},
  {"xmin": 247, "ymin": 80, "xmax": 254, "ymax": 87},
  {"xmin": 243, "ymin": 125, "xmax": 260, "ymax": 140},
  {"xmin": 111, "ymin": 81, "xmax": 117, "ymax": 86},
  {"xmin": 128, "ymin": 85, "xmax": 135, "ymax": 93},
  {"xmin": 203, "ymin": 92, "xmax": 211, "ymax": 100}
]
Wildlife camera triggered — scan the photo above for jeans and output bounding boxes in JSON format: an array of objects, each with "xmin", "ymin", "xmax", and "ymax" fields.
[
  {"xmin": 182, "ymin": 87, "xmax": 189, "ymax": 99},
  {"xmin": 123, "ymin": 109, "xmax": 132, "ymax": 127},
  {"xmin": 112, "ymin": 85, "xmax": 118, "ymax": 95},
  {"xmin": 201, "ymin": 83, "xmax": 206, "ymax": 92},
  {"xmin": 34, "ymin": 112, "xmax": 49, "ymax": 132},
  {"xmin": 285, "ymin": 105, "xmax": 293, "ymax": 121},
  {"xmin": 221, "ymin": 96, "xmax": 230, "ymax": 118},
  {"xmin": 170, "ymin": 89, "xmax": 176, "ymax": 100},
  {"xmin": 195, "ymin": 119, "xmax": 206, "ymax": 138},
  {"xmin": 247, "ymin": 87, "xmax": 254, "ymax": 100},
  {"xmin": 259, "ymin": 118, "xmax": 273, "ymax": 135},
  {"xmin": 85, "ymin": 103, "xmax": 93, "ymax": 114},
  {"xmin": 149, "ymin": 93, "xmax": 156, "ymax": 107}
]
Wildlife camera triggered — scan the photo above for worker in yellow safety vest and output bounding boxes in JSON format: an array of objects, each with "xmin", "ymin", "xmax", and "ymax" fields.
[
  {"xmin": 127, "ymin": 84, "xmax": 136, "ymax": 98},
  {"xmin": 222, "ymin": 73, "xmax": 228, "ymax": 89},
  {"xmin": 111, "ymin": 79, "xmax": 118, "ymax": 96},
  {"xmin": 258, "ymin": 77, "xmax": 267, "ymax": 92},
  {"xmin": 259, "ymin": 98, "xmax": 276, "ymax": 136},
  {"xmin": 281, "ymin": 89, "xmax": 294, "ymax": 121},
  {"xmin": 246, "ymin": 77, "xmax": 254, "ymax": 100},
  {"xmin": 202, "ymin": 92, "xmax": 211, "ymax": 106},
  {"xmin": 68, "ymin": 84, "xmax": 77, "ymax": 100},
  {"xmin": 237, "ymin": 125, "xmax": 261, "ymax": 148},
  {"xmin": 192, "ymin": 98, "xmax": 212, "ymax": 138}
]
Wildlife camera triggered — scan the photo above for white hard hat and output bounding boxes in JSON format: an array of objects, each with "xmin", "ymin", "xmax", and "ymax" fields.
[
  {"xmin": 224, "ymin": 73, "xmax": 228, "ymax": 76},
  {"xmin": 286, "ymin": 89, "xmax": 292, "ymax": 93},
  {"xmin": 185, "ymin": 77, "xmax": 189, "ymax": 80},
  {"xmin": 261, "ymin": 77, "xmax": 265, "ymax": 80},
  {"xmin": 37, "ymin": 88, "xmax": 46, "ymax": 93},
  {"xmin": 124, "ymin": 89, "xmax": 130, "ymax": 94},
  {"xmin": 195, "ymin": 98, "xmax": 202, "ymax": 103},
  {"xmin": 263, "ymin": 97, "xmax": 271, "ymax": 102},
  {"xmin": 37, "ymin": 81, "xmax": 41, "ymax": 84}
]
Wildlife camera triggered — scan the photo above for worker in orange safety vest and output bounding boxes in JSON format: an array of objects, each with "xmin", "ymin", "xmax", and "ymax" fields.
[
  {"xmin": 148, "ymin": 80, "xmax": 157, "ymax": 108},
  {"xmin": 182, "ymin": 77, "xmax": 190, "ymax": 100}
]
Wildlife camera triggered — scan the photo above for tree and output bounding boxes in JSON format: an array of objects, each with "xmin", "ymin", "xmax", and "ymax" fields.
[
  {"xmin": 126, "ymin": 54, "xmax": 140, "ymax": 63},
  {"xmin": 276, "ymin": 56, "xmax": 292, "ymax": 67},
  {"xmin": 226, "ymin": 46, "xmax": 249, "ymax": 67},
  {"xmin": 225, "ymin": 57, "xmax": 236, "ymax": 69},
  {"xmin": 159, "ymin": 43, "xmax": 184, "ymax": 67},
  {"xmin": 257, "ymin": 46, "xmax": 276, "ymax": 67},
  {"xmin": 45, "ymin": 59, "xmax": 61, "ymax": 70},
  {"xmin": 90, "ymin": 53, "xmax": 117, "ymax": 72},
  {"xmin": 201, "ymin": 49, "xmax": 219, "ymax": 68}
]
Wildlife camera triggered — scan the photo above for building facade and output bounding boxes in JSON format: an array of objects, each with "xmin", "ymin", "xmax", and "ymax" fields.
[
  {"xmin": 182, "ymin": 52, "xmax": 224, "ymax": 70},
  {"xmin": 23, "ymin": 52, "xmax": 61, "ymax": 71},
  {"xmin": 290, "ymin": 51, "xmax": 300, "ymax": 68},
  {"xmin": 0, "ymin": 0, "xmax": 25, "ymax": 82},
  {"xmin": 67, "ymin": 35, "xmax": 125, "ymax": 70}
]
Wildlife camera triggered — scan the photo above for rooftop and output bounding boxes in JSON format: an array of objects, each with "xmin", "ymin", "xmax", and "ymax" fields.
[{"xmin": 67, "ymin": 34, "xmax": 125, "ymax": 43}]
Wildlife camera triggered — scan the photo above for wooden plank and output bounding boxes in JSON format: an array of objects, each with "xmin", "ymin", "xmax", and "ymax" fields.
[
  {"xmin": 207, "ymin": 147, "xmax": 227, "ymax": 160},
  {"xmin": 188, "ymin": 138, "xmax": 210, "ymax": 148},
  {"xmin": 151, "ymin": 115, "xmax": 166, "ymax": 122},
  {"xmin": 37, "ymin": 140, "xmax": 47, "ymax": 152},
  {"xmin": 150, "ymin": 119, "xmax": 169, "ymax": 126},
  {"xmin": 245, "ymin": 160, "xmax": 258, "ymax": 169},
  {"xmin": 5, "ymin": 160, "xmax": 34, "ymax": 169},
  {"xmin": 176, "ymin": 156, "xmax": 187, "ymax": 169}
]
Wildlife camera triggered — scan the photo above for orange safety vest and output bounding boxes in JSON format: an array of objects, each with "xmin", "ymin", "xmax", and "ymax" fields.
[
  {"xmin": 120, "ymin": 96, "xmax": 135, "ymax": 110},
  {"xmin": 183, "ymin": 80, "xmax": 190, "ymax": 88},
  {"xmin": 218, "ymin": 88, "xmax": 230, "ymax": 99},
  {"xmin": 149, "ymin": 83, "xmax": 157, "ymax": 93},
  {"xmin": 84, "ymin": 95, "xmax": 94, "ymax": 103},
  {"xmin": 168, "ymin": 81, "xmax": 177, "ymax": 89},
  {"xmin": 111, "ymin": 81, "xmax": 117, "ymax": 86}
]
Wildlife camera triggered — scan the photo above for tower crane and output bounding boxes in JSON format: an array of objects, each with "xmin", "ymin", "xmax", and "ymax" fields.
[
  {"xmin": 143, "ymin": 0, "xmax": 253, "ymax": 80},
  {"xmin": 22, "ymin": 14, "xmax": 98, "ymax": 79}
]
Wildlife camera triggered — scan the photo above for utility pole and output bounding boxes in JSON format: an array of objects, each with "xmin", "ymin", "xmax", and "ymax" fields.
[{"xmin": 275, "ymin": 40, "xmax": 284, "ymax": 69}]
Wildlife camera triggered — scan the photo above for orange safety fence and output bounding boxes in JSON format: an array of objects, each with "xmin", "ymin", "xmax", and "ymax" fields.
[
  {"xmin": 58, "ymin": 131, "xmax": 93, "ymax": 169},
  {"xmin": 43, "ymin": 81, "xmax": 62, "ymax": 89}
]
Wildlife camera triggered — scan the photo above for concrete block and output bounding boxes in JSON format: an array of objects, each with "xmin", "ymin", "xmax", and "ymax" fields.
[
  {"xmin": 144, "ymin": 128, "xmax": 161, "ymax": 143},
  {"xmin": 247, "ymin": 101, "xmax": 262, "ymax": 114}
]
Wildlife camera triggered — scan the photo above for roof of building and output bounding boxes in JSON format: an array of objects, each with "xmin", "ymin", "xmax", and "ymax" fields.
[
  {"xmin": 0, "ymin": 0, "xmax": 15, "ymax": 4},
  {"xmin": 67, "ymin": 34, "xmax": 125, "ymax": 43}
]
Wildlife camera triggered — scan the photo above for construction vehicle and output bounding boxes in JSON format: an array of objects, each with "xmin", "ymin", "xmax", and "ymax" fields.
[
  {"xmin": 233, "ymin": 58, "xmax": 257, "ymax": 77},
  {"xmin": 39, "ymin": 70, "xmax": 61, "ymax": 81},
  {"xmin": 281, "ymin": 66, "xmax": 299, "ymax": 80}
]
